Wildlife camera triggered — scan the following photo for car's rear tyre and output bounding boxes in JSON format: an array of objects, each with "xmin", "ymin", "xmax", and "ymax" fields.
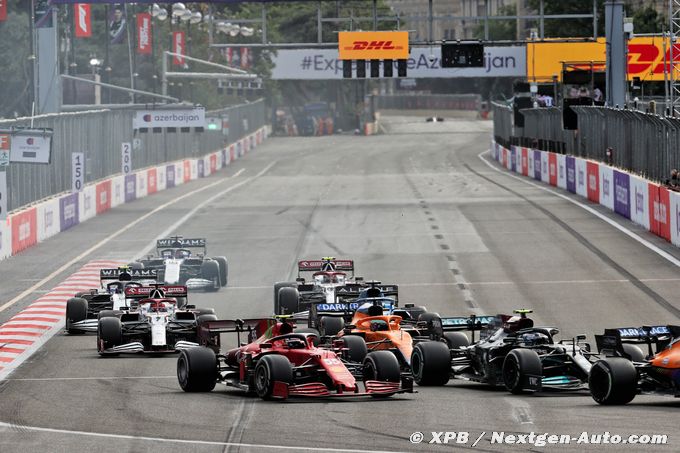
[
  {"xmin": 401, "ymin": 305, "xmax": 427, "ymax": 321},
  {"xmin": 411, "ymin": 342, "xmax": 451, "ymax": 386},
  {"xmin": 320, "ymin": 316, "xmax": 344, "ymax": 336},
  {"xmin": 294, "ymin": 328, "xmax": 320, "ymax": 346},
  {"xmin": 255, "ymin": 355, "xmax": 293, "ymax": 400},
  {"xmin": 503, "ymin": 349, "xmax": 543, "ymax": 394},
  {"xmin": 341, "ymin": 335, "xmax": 368, "ymax": 363},
  {"xmin": 273, "ymin": 282, "xmax": 296, "ymax": 314},
  {"xmin": 177, "ymin": 347, "xmax": 217, "ymax": 392},
  {"xmin": 201, "ymin": 261, "xmax": 221, "ymax": 292},
  {"xmin": 66, "ymin": 297, "xmax": 88, "ymax": 334},
  {"xmin": 442, "ymin": 332, "xmax": 470, "ymax": 349},
  {"xmin": 97, "ymin": 310, "xmax": 120, "ymax": 319},
  {"xmin": 589, "ymin": 358, "xmax": 638, "ymax": 405},
  {"xmin": 98, "ymin": 317, "xmax": 122, "ymax": 354},
  {"xmin": 277, "ymin": 287, "xmax": 300, "ymax": 315},
  {"xmin": 622, "ymin": 344, "xmax": 645, "ymax": 362},
  {"xmin": 197, "ymin": 314, "xmax": 218, "ymax": 325},
  {"xmin": 213, "ymin": 256, "xmax": 229, "ymax": 287}
]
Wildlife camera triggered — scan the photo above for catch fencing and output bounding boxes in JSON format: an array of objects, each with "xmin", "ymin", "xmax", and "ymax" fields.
[
  {"xmin": 492, "ymin": 102, "xmax": 680, "ymax": 183},
  {"xmin": 375, "ymin": 94, "xmax": 482, "ymax": 112},
  {"xmin": 1, "ymin": 100, "xmax": 265, "ymax": 212}
]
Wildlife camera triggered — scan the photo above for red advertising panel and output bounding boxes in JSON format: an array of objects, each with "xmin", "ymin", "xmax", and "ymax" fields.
[
  {"xmin": 172, "ymin": 31, "xmax": 185, "ymax": 65},
  {"xmin": 649, "ymin": 183, "xmax": 671, "ymax": 240},
  {"xmin": 0, "ymin": 1, "xmax": 7, "ymax": 22},
  {"xmin": 183, "ymin": 160, "xmax": 191, "ymax": 183},
  {"xmin": 11, "ymin": 207, "xmax": 37, "ymax": 255},
  {"xmin": 521, "ymin": 148, "xmax": 529, "ymax": 176},
  {"xmin": 74, "ymin": 4, "xmax": 92, "ymax": 38},
  {"xmin": 147, "ymin": 168, "xmax": 157, "ymax": 195},
  {"xmin": 229, "ymin": 145, "xmax": 236, "ymax": 162},
  {"xmin": 586, "ymin": 161, "xmax": 600, "ymax": 202},
  {"xmin": 210, "ymin": 154, "xmax": 217, "ymax": 174},
  {"xmin": 548, "ymin": 153, "xmax": 558, "ymax": 186},
  {"xmin": 96, "ymin": 180, "xmax": 111, "ymax": 214},
  {"xmin": 137, "ymin": 12, "xmax": 152, "ymax": 55}
]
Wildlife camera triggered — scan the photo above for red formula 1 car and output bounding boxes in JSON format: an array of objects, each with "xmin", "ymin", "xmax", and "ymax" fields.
[{"xmin": 177, "ymin": 317, "xmax": 414, "ymax": 400}]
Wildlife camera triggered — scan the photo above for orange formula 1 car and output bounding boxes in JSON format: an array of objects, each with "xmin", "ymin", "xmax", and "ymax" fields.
[{"xmin": 589, "ymin": 325, "xmax": 680, "ymax": 404}]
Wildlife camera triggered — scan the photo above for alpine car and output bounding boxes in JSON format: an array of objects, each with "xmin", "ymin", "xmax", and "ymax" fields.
[
  {"xmin": 589, "ymin": 325, "xmax": 680, "ymax": 405},
  {"xmin": 130, "ymin": 237, "xmax": 228, "ymax": 291},
  {"xmin": 65, "ymin": 267, "xmax": 158, "ymax": 334},
  {"xmin": 411, "ymin": 310, "xmax": 598, "ymax": 394},
  {"xmin": 176, "ymin": 316, "xmax": 414, "ymax": 400},
  {"xmin": 97, "ymin": 285, "xmax": 216, "ymax": 355}
]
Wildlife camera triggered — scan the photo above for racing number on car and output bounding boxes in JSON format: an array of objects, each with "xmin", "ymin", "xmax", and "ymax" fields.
[
  {"xmin": 121, "ymin": 142, "xmax": 132, "ymax": 175},
  {"xmin": 72, "ymin": 152, "xmax": 84, "ymax": 192},
  {"xmin": 323, "ymin": 358, "xmax": 342, "ymax": 366}
]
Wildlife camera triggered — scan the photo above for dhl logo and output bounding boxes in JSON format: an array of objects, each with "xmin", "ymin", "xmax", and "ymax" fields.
[
  {"xmin": 627, "ymin": 43, "xmax": 680, "ymax": 76},
  {"xmin": 344, "ymin": 41, "xmax": 403, "ymax": 51}
]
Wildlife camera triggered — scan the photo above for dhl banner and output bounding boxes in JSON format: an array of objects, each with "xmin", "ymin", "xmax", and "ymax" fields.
[
  {"xmin": 338, "ymin": 31, "xmax": 409, "ymax": 60},
  {"xmin": 527, "ymin": 37, "xmax": 680, "ymax": 82}
]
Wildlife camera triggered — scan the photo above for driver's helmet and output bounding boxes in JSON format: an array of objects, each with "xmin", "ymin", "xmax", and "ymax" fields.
[
  {"xmin": 175, "ymin": 249, "xmax": 191, "ymax": 259},
  {"xmin": 286, "ymin": 338, "xmax": 306, "ymax": 349},
  {"xmin": 518, "ymin": 332, "xmax": 550, "ymax": 347},
  {"xmin": 503, "ymin": 315, "xmax": 533, "ymax": 333},
  {"xmin": 370, "ymin": 319, "xmax": 389, "ymax": 332}
]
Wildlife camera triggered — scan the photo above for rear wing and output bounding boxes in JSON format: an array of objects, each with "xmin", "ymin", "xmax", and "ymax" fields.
[
  {"xmin": 439, "ymin": 315, "xmax": 497, "ymax": 331},
  {"xmin": 595, "ymin": 325, "xmax": 677, "ymax": 358},
  {"xmin": 199, "ymin": 318, "xmax": 295, "ymax": 349},
  {"xmin": 124, "ymin": 285, "xmax": 188, "ymax": 299},
  {"xmin": 297, "ymin": 259, "xmax": 354, "ymax": 274},
  {"xmin": 336, "ymin": 283, "xmax": 399, "ymax": 300},
  {"xmin": 99, "ymin": 268, "xmax": 158, "ymax": 282},
  {"xmin": 156, "ymin": 238, "xmax": 206, "ymax": 249}
]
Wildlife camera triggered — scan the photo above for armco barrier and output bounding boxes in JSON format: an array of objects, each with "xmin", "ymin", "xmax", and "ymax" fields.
[
  {"xmin": 491, "ymin": 138, "xmax": 680, "ymax": 252},
  {"xmin": 0, "ymin": 126, "xmax": 268, "ymax": 263}
]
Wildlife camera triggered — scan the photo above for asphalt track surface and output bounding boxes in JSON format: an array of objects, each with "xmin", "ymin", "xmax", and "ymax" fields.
[{"xmin": 0, "ymin": 117, "xmax": 678, "ymax": 452}]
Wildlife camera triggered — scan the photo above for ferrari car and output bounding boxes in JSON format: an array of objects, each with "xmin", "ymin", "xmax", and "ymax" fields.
[
  {"xmin": 589, "ymin": 325, "xmax": 680, "ymax": 405},
  {"xmin": 176, "ymin": 316, "xmax": 414, "ymax": 400},
  {"xmin": 411, "ymin": 310, "xmax": 599, "ymax": 393},
  {"xmin": 96, "ymin": 285, "xmax": 216, "ymax": 355},
  {"xmin": 130, "ymin": 236, "xmax": 228, "ymax": 291},
  {"xmin": 65, "ymin": 266, "xmax": 158, "ymax": 334},
  {"xmin": 274, "ymin": 257, "xmax": 399, "ymax": 315}
]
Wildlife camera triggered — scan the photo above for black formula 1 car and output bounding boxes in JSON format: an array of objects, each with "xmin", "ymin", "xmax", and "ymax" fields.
[
  {"xmin": 589, "ymin": 325, "xmax": 680, "ymax": 404},
  {"xmin": 96, "ymin": 285, "xmax": 216, "ymax": 355},
  {"xmin": 411, "ymin": 310, "xmax": 598, "ymax": 393},
  {"xmin": 176, "ymin": 316, "xmax": 414, "ymax": 400},
  {"xmin": 130, "ymin": 237, "xmax": 228, "ymax": 291},
  {"xmin": 65, "ymin": 267, "xmax": 158, "ymax": 334}
]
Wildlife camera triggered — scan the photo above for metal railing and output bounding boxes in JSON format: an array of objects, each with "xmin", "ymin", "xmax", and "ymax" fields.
[
  {"xmin": 1, "ymin": 100, "xmax": 265, "ymax": 212},
  {"xmin": 491, "ymin": 102, "xmax": 680, "ymax": 183},
  {"xmin": 375, "ymin": 94, "xmax": 482, "ymax": 112}
]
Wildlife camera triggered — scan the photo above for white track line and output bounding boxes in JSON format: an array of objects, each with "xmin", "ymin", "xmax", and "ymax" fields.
[
  {"xmin": 0, "ymin": 166, "xmax": 267, "ymax": 314},
  {"xmin": 0, "ymin": 422, "xmax": 411, "ymax": 453},
  {"xmin": 478, "ymin": 151, "xmax": 680, "ymax": 268}
]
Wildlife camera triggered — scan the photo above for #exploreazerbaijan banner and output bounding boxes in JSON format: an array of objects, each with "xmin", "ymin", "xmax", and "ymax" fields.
[{"xmin": 272, "ymin": 46, "xmax": 525, "ymax": 80}]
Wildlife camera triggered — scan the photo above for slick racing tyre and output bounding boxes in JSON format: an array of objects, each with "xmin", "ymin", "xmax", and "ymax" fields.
[
  {"xmin": 622, "ymin": 344, "xmax": 645, "ymax": 362},
  {"xmin": 196, "ymin": 314, "xmax": 218, "ymax": 325},
  {"xmin": 442, "ymin": 332, "xmax": 470, "ymax": 349},
  {"xmin": 319, "ymin": 316, "xmax": 344, "ymax": 336},
  {"xmin": 255, "ymin": 355, "xmax": 293, "ymax": 400},
  {"xmin": 177, "ymin": 347, "xmax": 218, "ymax": 392},
  {"xmin": 411, "ymin": 342, "xmax": 451, "ymax": 386},
  {"xmin": 201, "ymin": 261, "xmax": 221, "ymax": 292},
  {"xmin": 341, "ymin": 335, "xmax": 368, "ymax": 363},
  {"xmin": 213, "ymin": 256, "xmax": 229, "ymax": 287},
  {"xmin": 98, "ymin": 317, "xmax": 122, "ymax": 355},
  {"xmin": 98, "ymin": 310, "xmax": 120, "ymax": 319},
  {"xmin": 503, "ymin": 349, "xmax": 543, "ymax": 394},
  {"xmin": 277, "ymin": 287, "xmax": 300, "ymax": 315},
  {"xmin": 363, "ymin": 351, "xmax": 401, "ymax": 398},
  {"xmin": 273, "ymin": 282, "xmax": 296, "ymax": 314},
  {"xmin": 589, "ymin": 358, "xmax": 638, "ymax": 405},
  {"xmin": 66, "ymin": 297, "xmax": 88, "ymax": 334}
]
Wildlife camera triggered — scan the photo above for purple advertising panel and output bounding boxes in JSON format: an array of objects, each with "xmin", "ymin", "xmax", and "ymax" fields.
[
  {"xmin": 197, "ymin": 159, "xmax": 205, "ymax": 178},
  {"xmin": 614, "ymin": 170, "xmax": 631, "ymax": 219},
  {"xmin": 166, "ymin": 165, "xmax": 175, "ymax": 188},
  {"xmin": 510, "ymin": 146, "xmax": 517, "ymax": 172},
  {"xmin": 221, "ymin": 148, "xmax": 228, "ymax": 167},
  {"xmin": 59, "ymin": 193, "xmax": 79, "ymax": 231},
  {"xmin": 125, "ymin": 174, "xmax": 137, "ymax": 203},
  {"xmin": 533, "ymin": 150, "xmax": 541, "ymax": 181},
  {"xmin": 566, "ymin": 156, "xmax": 576, "ymax": 193}
]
